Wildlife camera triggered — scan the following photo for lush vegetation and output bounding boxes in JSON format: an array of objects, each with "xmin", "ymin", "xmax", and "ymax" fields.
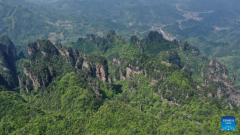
[
  {"xmin": 1, "ymin": 0, "xmax": 240, "ymax": 133},
  {"xmin": 1, "ymin": 73, "xmax": 240, "ymax": 134},
  {"xmin": 1, "ymin": 30, "xmax": 239, "ymax": 134},
  {"xmin": 1, "ymin": 0, "xmax": 240, "ymax": 88}
]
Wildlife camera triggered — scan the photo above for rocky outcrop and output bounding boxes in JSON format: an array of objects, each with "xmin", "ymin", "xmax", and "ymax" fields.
[
  {"xmin": 28, "ymin": 46, "xmax": 37, "ymax": 55},
  {"xmin": 82, "ymin": 60, "xmax": 109, "ymax": 83},
  {"xmin": 150, "ymin": 78, "xmax": 159, "ymax": 86},
  {"xmin": 202, "ymin": 60, "xmax": 233, "ymax": 90},
  {"xmin": 130, "ymin": 35, "xmax": 143, "ymax": 54},
  {"xmin": 87, "ymin": 34, "xmax": 95, "ymax": 41},
  {"xmin": 229, "ymin": 91, "xmax": 240, "ymax": 106},
  {"xmin": 0, "ymin": 35, "xmax": 17, "ymax": 58},
  {"xmin": 120, "ymin": 72, "xmax": 126, "ymax": 80},
  {"xmin": 200, "ymin": 59, "xmax": 240, "ymax": 106},
  {"xmin": 95, "ymin": 63, "xmax": 108, "ymax": 83},
  {"xmin": 23, "ymin": 67, "xmax": 46, "ymax": 90},
  {"xmin": 112, "ymin": 58, "xmax": 121, "ymax": 66},
  {"xmin": 87, "ymin": 79, "xmax": 101, "ymax": 98},
  {"xmin": 0, "ymin": 35, "xmax": 18, "ymax": 88},
  {"xmin": 126, "ymin": 67, "xmax": 143, "ymax": 78},
  {"xmin": 163, "ymin": 51, "xmax": 181, "ymax": 67},
  {"xmin": 21, "ymin": 40, "xmax": 87, "ymax": 91},
  {"xmin": 106, "ymin": 30, "xmax": 116, "ymax": 39},
  {"xmin": 54, "ymin": 43, "xmax": 66, "ymax": 56},
  {"xmin": 147, "ymin": 31, "xmax": 164, "ymax": 42},
  {"xmin": 179, "ymin": 41, "xmax": 205, "ymax": 59},
  {"xmin": 202, "ymin": 60, "xmax": 235, "ymax": 98}
]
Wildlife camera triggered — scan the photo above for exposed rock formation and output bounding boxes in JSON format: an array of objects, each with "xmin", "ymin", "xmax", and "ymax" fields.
[
  {"xmin": 21, "ymin": 39, "xmax": 111, "ymax": 92},
  {"xmin": 150, "ymin": 78, "xmax": 159, "ymax": 86},
  {"xmin": 87, "ymin": 34, "xmax": 95, "ymax": 41},
  {"xmin": 126, "ymin": 67, "xmax": 143, "ymax": 78},
  {"xmin": 163, "ymin": 51, "xmax": 181, "ymax": 67},
  {"xmin": 0, "ymin": 35, "xmax": 18, "ymax": 88},
  {"xmin": 179, "ymin": 41, "xmax": 205, "ymax": 59},
  {"xmin": 202, "ymin": 60, "xmax": 233, "ymax": 97},
  {"xmin": 229, "ymin": 91, "xmax": 240, "ymax": 106},
  {"xmin": 21, "ymin": 40, "xmax": 87, "ymax": 91},
  {"xmin": 201, "ymin": 60, "xmax": 240, "ymax": 105},
  {"xmin": 130, "ymin": 35, "xmax": 143, "ymax": 54},
  {"xmin": 112, "ymin": 58, "xmax": 121, "ymax": 66},
  {"xmin": 83, "ymin": 56, "xmax": 109, "ymax": 83}
]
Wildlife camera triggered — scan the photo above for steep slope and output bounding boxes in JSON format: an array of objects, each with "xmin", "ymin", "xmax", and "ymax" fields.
[
  {"xmin": 1, "ymin": 33, "xmax": 240, "ymax": 134},
  {"xmin": 19, "ymin": 40, "xmax": 109, "ymax": 92},
  {"xmin": 72, "ymin": 31, "xmax": 206, "ymax": 79},
  {"xmin": 72, "ymin": 30, "xmax": 240, "ymax": 106},
  {"xmin": 0, "ymin": 35, "xmax": 18, "ymax": 88}
]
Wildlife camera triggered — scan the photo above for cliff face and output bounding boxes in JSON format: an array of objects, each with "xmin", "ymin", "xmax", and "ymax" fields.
[
  {"xmin": 112, "ymin": 53, "xmax": 240, "ymax": 105},
  {"xmin": 114, "ymin": 55, "xmax": 176, "ymax": 88},
  {"xmin": 178, "ymin": 41, "xmax": 204, "ymax": 58},
  {"xmin": 0, "ymin": 35, "xmax": 18, "ymax": 88},
  {"xmin": 201, "ymin": 60, "xmax": 240, "ymax": 105},
  {"xmin": 229, "ymin": 91, "xmax": 240, "ymax": 106},
  {"xmin": 202, "ymin": 60, "xmax": 234, "ymax": 98},
  {"xmin": 162, "ymin": 51, "xmax": 181, "ymax": 67},
  {"xmin": 83, "ymin": 55, "xmax": 109, "ymax": 83},
  {"xmin": 1, "ymin": 35, "xmax": 17, "ymax": 58},
  {"xmin": 21, "ymin": 40, "xmax": 85, "ymax": 91},
  {"xmin": 20, "ymin": 40, "xmax": 109, "ymax": 92}
]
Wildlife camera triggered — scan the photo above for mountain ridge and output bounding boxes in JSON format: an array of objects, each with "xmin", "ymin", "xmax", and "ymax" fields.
[{"xmin": 1, "ymin": 31, "xmax": 240, "ymax": 134}]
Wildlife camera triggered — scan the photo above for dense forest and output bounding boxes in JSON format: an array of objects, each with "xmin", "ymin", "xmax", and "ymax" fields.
[
  {"xmin": 1, "ymin": 30, "xmax": 240, "ymax": 134},
  {"xmin": 1, "ymin": 0, "xmax": 240, "ymax": 134}
]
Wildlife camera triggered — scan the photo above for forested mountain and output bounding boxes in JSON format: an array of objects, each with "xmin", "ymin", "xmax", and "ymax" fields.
[
  {"xmin": 8, "ymin": 0, "xmax": 240, "ymax": 88},
  {"xmin": 1, "ymin": 0, "xmax": 240, "ymax": 134},
  {"xmin": 159, "ymin": 1, "xmax": 240, "ymax": 87},
  {"xmin": 0, "ymin": 35, "xmax": 18, "ymax": 88},
  {"xmin": 1, "ymin": 31, "xmax": 240, "ymax": 134}
]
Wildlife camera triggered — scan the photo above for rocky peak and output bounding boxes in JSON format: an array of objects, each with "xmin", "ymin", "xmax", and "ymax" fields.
[
  {"xmin": 130, "ymin": 35, "xmax": 143, "ymax": 54},
  {"xmin": 18, "ymin": 51, "xmax": 26, "ymax": 59},
  {"xmin": 0, "ymin": 35, "xmax": 17, "ymax": 58},
  {"xmin": 0, "ymin": 36, "xmax": 18, "ymax": 88},
  {"xmin": 180, "ymin": 42, "xmax": 199, "ymax": 54},
  {"xmin": 21, "ymin": 40, "xmax": 110, "ymax": 91},
  {"xmin": 146, "ymin": 31, "xmax": 164, "ymax": 42},
  {"xmin": 199, "ymin": 60, "xmax": 240, "ymax": 106},
  {"xmin": 209, "ymin": 60, "xmax": 228, "ymax": 77},
  {"xmin": 179, "ymin": 41, "xmax": 205, "ymax": 60},
  {"xmin": 83, "ymin": 55, "xmax": 109, "ymax": 83},
  {"xmin": 204, "ymin": 60, "xmax": 229, "ymax": 80},
  {"xmin": 87, "ymin": 34, "xmax": 95, "ymax": 41},
  {"xmin": 28, "ymin": 40, "xmax": 60, "ymax": 61},
  {"xmin": 202, "ymin": 60, "xmax": 234, "ymax": 98},
  {"xmin": 21, "ymin": 40, "xmax": 87, "ymax": 91},
  {"xmin": 130, "ymin": 35, "xmax": 140, "ymax": 44},
  {"xmin": 106, "ymin": 30, "xmax": 116, "ymax": 39},
  {"xmin": 229, "ymin": 91, "xmax": 240, "ymax": 106}
]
